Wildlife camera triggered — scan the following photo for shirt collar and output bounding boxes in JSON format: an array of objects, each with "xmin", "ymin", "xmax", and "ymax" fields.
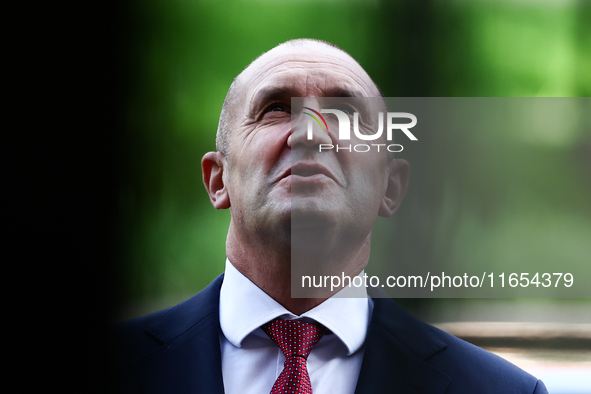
[{"xmin": 219, "ymin": 259, "xmax": 373, "ymax": 356}]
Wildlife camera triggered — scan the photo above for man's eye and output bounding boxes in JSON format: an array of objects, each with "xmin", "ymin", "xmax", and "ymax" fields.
[
  {"xmin": 266, "ymin": 103, "xmax": 287, "ymax": 113},
  {"xmin": 335, "ymin": 104, "xmax": 354, "ymax": 115}
]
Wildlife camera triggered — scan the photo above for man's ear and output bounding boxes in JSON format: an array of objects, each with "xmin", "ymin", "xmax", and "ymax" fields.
[
  {"xmin": 202, "ymin": 151, "xmax": 231, "ymax": 209},
  {"xmin": 378, "ymin": 158, "xmax": 409, "ymax": 218}
]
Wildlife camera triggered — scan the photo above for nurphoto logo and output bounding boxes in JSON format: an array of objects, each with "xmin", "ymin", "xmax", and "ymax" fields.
[{"xmin": 303, "ymin": 107, "xmax": 418, "ymax": 153}]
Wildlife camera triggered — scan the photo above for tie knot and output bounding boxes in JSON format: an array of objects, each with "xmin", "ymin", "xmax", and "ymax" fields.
[{"xmin": 262, "ymin": 319, "xmax": 329, "ymax": 359}]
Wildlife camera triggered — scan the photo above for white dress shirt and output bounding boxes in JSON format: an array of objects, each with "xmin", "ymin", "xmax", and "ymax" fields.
[{"xmin": 219, "ymin": 259, "xmax": 374, "ymax": 394}]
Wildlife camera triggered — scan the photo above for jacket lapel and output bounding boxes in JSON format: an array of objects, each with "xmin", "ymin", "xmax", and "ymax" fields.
[
  {"xmin": 136, "ymin": 275, "xmax": 225, "ymax": 394},
  {"xmin": 355, "ymin": 297, "xmax": 451, "ymax": 394}
]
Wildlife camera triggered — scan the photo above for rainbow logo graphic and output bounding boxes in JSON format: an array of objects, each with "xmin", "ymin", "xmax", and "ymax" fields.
[{"xmin": 303, "ymin": 107, "xmax": 329, "ymax": 132}]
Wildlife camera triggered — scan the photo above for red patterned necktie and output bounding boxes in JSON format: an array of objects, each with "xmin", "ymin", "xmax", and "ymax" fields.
[{"xmin": 262, "ymin": 319, "xmax": 330, "ymax": 394}]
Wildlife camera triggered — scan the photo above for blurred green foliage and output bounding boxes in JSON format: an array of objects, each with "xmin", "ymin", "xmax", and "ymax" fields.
[{"xmin": 118, "ymin": 0, "xmax": 590, "ymax": 313}]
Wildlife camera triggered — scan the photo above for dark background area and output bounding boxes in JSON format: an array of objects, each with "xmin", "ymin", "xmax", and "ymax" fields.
[{"xmin": 6, "ymin": 1, "xmax": 125, "ymax": 391}]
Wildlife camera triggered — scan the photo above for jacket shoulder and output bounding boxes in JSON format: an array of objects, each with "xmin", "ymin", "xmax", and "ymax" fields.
[
  {"xmin": 110, "ymin": 275, "xmax": 224, "ymax": 393},
  {"xmin": 370, "ymin": 298, "xmax": 547, "ymax": 393},
  {"xmin": 423, "ymin": 318, "xmax": 547, "ymax": 393},
  {"xmin": 112, "ymin": 274, "xmax": 223, "ymax": 360},
  {"xmin": 112, "ymin": 305, "xmax": 175, "ymax": 361}
]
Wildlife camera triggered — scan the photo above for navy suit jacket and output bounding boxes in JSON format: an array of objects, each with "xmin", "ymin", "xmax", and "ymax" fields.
[{"xmin": 114, "ymin": 275, "xmax": 548, "ymax": 393}]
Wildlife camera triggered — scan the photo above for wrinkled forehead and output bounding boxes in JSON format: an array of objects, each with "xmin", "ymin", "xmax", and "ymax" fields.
[{"xmin": 237, "ymin": 44, "xmax": 380, "ymax": 101}]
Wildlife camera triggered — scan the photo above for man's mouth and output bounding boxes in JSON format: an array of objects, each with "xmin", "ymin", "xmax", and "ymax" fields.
[
  {"xmin": 289, "ymin": 163, "xmax": 334, "ymax": 180},
  {"xmin": 295, "ymin": 170, "xmax": 320, "ymax": 177}
]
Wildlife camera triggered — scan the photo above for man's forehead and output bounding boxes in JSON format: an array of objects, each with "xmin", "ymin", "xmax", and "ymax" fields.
[{"xmin": 237, "ymin": 43, "xmax": 379, "ymax": 99}]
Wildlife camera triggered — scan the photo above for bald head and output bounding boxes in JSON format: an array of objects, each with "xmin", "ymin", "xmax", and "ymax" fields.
[{"xmin": 215, "ymin": 39, "xmax": 382, "ymax": 156}]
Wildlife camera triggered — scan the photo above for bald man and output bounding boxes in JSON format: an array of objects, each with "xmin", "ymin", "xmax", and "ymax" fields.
[{"xmin": 115, "ymin": 39, "xmax": 547, "ymax": 394}]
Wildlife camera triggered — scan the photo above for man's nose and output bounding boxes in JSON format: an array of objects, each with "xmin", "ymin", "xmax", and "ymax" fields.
[{"xmin": 288, "ymin": 111, "xmax": 332, "ymax": 149}]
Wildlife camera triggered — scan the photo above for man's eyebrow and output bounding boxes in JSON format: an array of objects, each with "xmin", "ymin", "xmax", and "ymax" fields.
[
  {"xmin": 323, "ymin": 87, "xmax": 367, "ymax": 98},
  {"xmin": 252, "ymin": 86, "xmax": 301, "ymax": 105},
  {"xmin": 252, "ymin": 86, "xmax": 367, "ymax": 104}
]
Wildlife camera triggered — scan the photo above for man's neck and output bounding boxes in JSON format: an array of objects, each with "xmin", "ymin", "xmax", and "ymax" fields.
[{"xmin": 225, "ymin": 224, "xmax": 370, "ymax": 316}]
